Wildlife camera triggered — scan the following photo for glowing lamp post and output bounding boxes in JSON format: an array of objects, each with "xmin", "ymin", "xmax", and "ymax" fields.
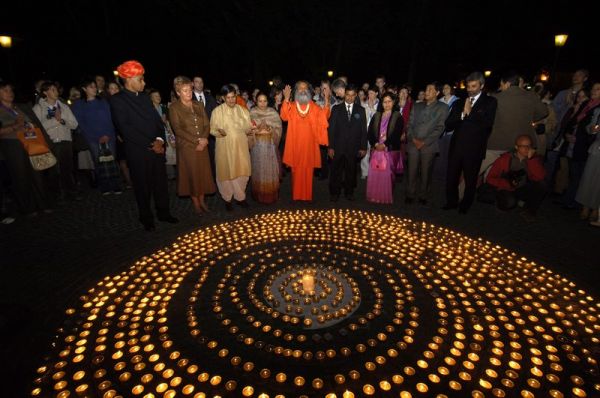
[
  {"xmin": 327, "ymin": 70, "xmax": 334, "ymax": 78},
  {"xmin": 554, "ymin": 34, "xmax": 568, "ymax": 47},
  {"xmin": 552, "ymin": 33, "xmax": 568, "ymax": 84},
  {"xmin": 484, "ymin": 70, "xmax": 492, "ymax": 78},
  {"xmin": 0, "ymin": 36, "xmax": 12, "ymax": 48}
]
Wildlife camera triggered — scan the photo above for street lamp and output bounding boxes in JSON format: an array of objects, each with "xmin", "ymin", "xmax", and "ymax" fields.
[
  {"xmin": 552, "ymin": 33, "xmax": 568, "ymax": 85},
  {"xmin": 327, "ymin": 70, "xmax": 334, "ymax": 78},
  {"xmin": 0, "ymin": 36, "xmax": 12, "ymax": 48},
  {"xmin": 554, "ymin": 34, "xmax": 568, "ymax": 47},
  {"xmin": 484, "ymin": 70, "xmax": 492, "ymax": 78}
]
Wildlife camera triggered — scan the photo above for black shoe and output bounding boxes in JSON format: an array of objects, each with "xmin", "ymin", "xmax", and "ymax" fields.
[
  {"xmin": 418, "ymin": 198, "xmax": 427, "ymax": 205},
  {"xmin": 442, "ymin": 203, "xmax": 457, "ymax": 210},
  {"xmin": 157, "ymin": 215, "xmax": 179, "ymax": 223},
  {"xmin": 405, "ymin": 198, "xmax": 414, "ymax": 205},
  {"xmin": 330, "ymin": 194, "xmax": 340, "ymax": 202},
  {"xmin": 143, "ymin": 222, "xmax": 156, "ymax": 231},
  {"xmin": 236, "ymin": 199, "xmax": 249, "ymax": 208},
  {"xmin": 345, "ymin": 194, "xmax": 355, "ymax": 201},
  {"xmin": 225, "ymin": 201, "xmax": 234, "ymax": 212}
]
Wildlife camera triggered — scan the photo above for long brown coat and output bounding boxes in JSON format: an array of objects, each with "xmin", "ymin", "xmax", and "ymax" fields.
[{"xmin": 168, "ymin": 100, "xmax": 216, "ymax": 196}]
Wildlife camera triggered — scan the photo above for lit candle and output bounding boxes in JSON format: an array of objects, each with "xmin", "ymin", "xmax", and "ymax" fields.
[{"xmin": 302, "ymin": 273, "xmax": 315, "ymax": 294}]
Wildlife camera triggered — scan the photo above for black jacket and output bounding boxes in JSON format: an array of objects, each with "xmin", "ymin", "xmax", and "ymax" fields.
[
  {"xmin": 446, "ymin": 94, "xmax": 497, "ymax": 160},
  {"xmin": 328, "ymin": 102, "xmax": 368, "ymax": 156},
  {"xmin": 192, "ymin": 91, "xmax": 217, "ymax": 118},
  {"xmin": 109, "ymin": 89, "xmax": 165, "ymax": 153},
  {"xmin": 367, "ymin": 111, "xmax": 404, "ymax": 151}
]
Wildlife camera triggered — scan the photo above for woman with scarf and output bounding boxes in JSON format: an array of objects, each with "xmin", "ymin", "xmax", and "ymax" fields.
[{"xmin": 249, "ymin": 93, "xmax": 282, "ymax": 204}]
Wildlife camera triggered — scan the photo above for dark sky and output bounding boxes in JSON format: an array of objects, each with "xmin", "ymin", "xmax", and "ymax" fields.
[{"xmin": 1, "ymin": 0, "xmax": 597, "ymax": 98}]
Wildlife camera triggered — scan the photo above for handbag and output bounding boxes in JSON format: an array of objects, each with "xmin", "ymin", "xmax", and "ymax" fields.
[
  {"xmin": 17, "ymin": 126, "xmax": 50, "ymax": 156},
  {"xmin": 17, "ymin": 125, "xmax": 57, "ymax": 170},
  {"xmin": 96, "ymin": 143, "xmax": 120, "ymax": 181},
  {"xmin": 29, "ymin": 152, "xmax": 57, "ymax": 171},
  {"xmin": 388, "ymin": 150, "xmax": 404, "ymax": 174},
  {"xmin": 369, "ymin": 149, "xmax": 388, "ymax": 171},
  {"xmin": 98, "ymin": 142, "xmax": 115, "ymax": 163}
]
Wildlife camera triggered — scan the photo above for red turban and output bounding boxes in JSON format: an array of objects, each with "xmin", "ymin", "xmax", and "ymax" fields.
[{"xmin": 116, "ymin": 60, "xmax": 145, "ymax": 79}]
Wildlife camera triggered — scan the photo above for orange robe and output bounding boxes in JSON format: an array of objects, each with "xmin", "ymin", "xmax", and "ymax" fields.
[
  {"xmin": 280, "ymin": 100, "xmax": 330, "ymax": 200},
  {"xmin": 236, "ymin": 96, "xmax": 248, "ymax": 109}
]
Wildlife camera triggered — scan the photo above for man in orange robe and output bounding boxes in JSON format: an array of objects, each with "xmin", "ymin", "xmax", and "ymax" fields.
[{"xmin": 281, "ymin": 81, "xmax": 331, "ymax": 201}]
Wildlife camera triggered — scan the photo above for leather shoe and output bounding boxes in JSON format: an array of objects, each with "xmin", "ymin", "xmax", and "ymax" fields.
[
  {"xmin": 236, "ymin": 199, "xmax": 249, "ymax": 208},
  {"xmin": 442, "ymin": 204, "xmax": 457, "ymax": 210},
  {"xmin": 157, "ymin": 215, "xmax": 179, "ymax": 223}
]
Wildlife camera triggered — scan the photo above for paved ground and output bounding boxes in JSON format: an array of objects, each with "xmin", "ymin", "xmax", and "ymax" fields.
[{"xmin": 1, "ymin": 168, "xmax": 598, "ymax": 397}]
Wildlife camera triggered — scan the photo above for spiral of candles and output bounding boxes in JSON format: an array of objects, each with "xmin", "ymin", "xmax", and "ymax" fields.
[{"xmin": 31, "ymin": 210, "xmax": 600, "ymax": 397}]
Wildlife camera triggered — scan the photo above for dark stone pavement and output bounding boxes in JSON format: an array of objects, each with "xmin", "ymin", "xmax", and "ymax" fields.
[{"xmin": 1, "ymin": 167, "xmax": 598, "ymax": 397}]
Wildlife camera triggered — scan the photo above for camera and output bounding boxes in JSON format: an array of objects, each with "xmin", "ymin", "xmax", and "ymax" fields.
[
  {"xmin": 503, "ymin": 169, "xmax": 526, "ymax": 187},
  {"xmin": 46, "ymin": 107, "xmax": 57, "ymax": 119}
]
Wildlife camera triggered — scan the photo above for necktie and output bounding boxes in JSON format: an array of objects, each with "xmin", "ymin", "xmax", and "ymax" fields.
[
  {"xmin": 470, "ymin": 97, "xmax": 475, "ymax": 106},
  {"xmin": 199, "ymin": 94, "xmax": 205, "ymax": 105},
  {"xmin": 347, "ymin": 104, "xmax": 352, "ymax": 121}
]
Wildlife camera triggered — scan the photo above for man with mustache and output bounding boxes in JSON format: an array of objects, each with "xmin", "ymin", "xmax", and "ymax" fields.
[{"xmin": 281, "ymin": 81, "xmax": 331, "ymax": 201}]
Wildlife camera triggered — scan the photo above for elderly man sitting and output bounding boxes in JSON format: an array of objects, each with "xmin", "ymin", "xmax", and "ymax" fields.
[{"xmin": 485, "ymin": 134, "xmax": 546, "ymax": 221}]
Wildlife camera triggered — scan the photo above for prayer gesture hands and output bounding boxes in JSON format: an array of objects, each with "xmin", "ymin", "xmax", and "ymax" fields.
[
  {"xmin": 322, "ymin": 85, "xmax": 331, "ymax": 100},
  {"xmin": 463, "ymin": 98, "xmax": 472, "ymax": 117},
  {"xmin": 151, "ymin": 139, "xmax": 165, "ymax": 154},
  {"xmin": 283, "ymin": 85, "xmax": 292, "ymax": 101}
]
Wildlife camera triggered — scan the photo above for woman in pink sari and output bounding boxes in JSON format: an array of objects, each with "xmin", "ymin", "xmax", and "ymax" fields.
[{"xmin": 366, "ymin": 92, "xmax": 404, "ymax": 204}]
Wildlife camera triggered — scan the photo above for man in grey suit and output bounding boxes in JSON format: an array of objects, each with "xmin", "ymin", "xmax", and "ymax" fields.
[{"xmin": 406, "ymin": 83, "xmax": 449, "ymax": 204}]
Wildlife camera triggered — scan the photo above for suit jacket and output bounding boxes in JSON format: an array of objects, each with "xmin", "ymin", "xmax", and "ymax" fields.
[
  {"xmin": 192, "ymin": 90, "xmax": 217, "ymax": 118},
  {"xmin": 367, "ymin": 111, "xmax": 404, "ymax": 150},
  {"xmin": 446, "ymin": 94, "xmax": 498, "ymax": 159},
  {"xmin": 407, "ymin": 101, "xmax": 448, "ymax": 154},
  {"xmin": 487, "ymin": 86, "xmax": 548, "ymax": 151},
  {"xmin": 109, "ymin": 89, "xmax": 166, "ymax": 155},
  {"xmin": 328, "ymin": 102, "xmax": 367, "ymax": 156}
]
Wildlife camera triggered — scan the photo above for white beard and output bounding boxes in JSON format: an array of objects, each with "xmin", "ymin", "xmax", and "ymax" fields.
[{"xmin": 296, "ymin": 91, "xmax": 311, "ymax": 105}]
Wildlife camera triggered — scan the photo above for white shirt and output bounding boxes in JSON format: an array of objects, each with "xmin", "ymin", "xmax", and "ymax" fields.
[
  {"xmin": 470, "ymin": 92, "xmax": 482, "ymax": 107},
  {"xmin": 345, "ymin": 102, "xmax": 353, "ymax": 115},
  {"xmin": 461, "ymin": 92, "xmax": 483, "ymax": 120},
  {"xmin": 194, "ymin": 91, "xmax": 205, "ymax": 103}
]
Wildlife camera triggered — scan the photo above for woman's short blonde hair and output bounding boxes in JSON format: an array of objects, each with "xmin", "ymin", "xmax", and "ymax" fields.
[{"xmin": 173, "ymin": 76, "xmax": 192, "ymax": 94}]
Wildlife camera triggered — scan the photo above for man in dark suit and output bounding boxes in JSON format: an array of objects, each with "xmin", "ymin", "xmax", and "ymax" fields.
[
  {"xmin": 327, "ymin": 84, "xmax": 368, "ymax": 201},
  {"xmin": 110, "ymin": 60, "xmax": 178, "ymax": 231},
  {"xmin": 192, "ymin": 76, "xmax": 218, "ymax": 179},
  {"xmin": 192, "ymin": 76, "xmax": 217, "ymax": 117},
  {"xmin": 443, "ymin": 71, "xmax": 498, "ymax": 213}
]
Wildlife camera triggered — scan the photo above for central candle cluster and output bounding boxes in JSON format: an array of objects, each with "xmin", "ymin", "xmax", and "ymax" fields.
[{"xmin": 301, "ymin": 272, "xmax": 315, "ymax": 294}]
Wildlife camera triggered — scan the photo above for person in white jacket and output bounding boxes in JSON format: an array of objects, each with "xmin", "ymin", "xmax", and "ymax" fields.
[{"xmin": 33, "ymin": 81, "xmax": 80, "ymax": 200}]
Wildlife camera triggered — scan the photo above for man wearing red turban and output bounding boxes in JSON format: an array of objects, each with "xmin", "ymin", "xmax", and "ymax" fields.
[{"xmin": 110, "ymin": 60, "xmax": 178, "ymax": 231}]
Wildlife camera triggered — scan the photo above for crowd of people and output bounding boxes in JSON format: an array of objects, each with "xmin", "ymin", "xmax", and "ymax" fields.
[{"xmin": 0, "ymin": 62, "xmax": 598, "ymax": 229}]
